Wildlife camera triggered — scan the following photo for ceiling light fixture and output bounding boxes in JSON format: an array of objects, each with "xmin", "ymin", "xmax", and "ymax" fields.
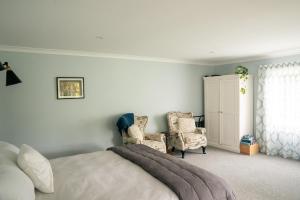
[
  {"xmin": 0, "ymin": 62, "xmax": 22, "ymax": 86},
  {"xmin": 96, "ymin": 35, "xmax": 104, "ymax": 40}
]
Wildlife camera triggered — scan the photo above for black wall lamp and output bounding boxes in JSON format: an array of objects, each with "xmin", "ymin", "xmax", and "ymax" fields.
[{"xmin": 0, "ymin": 62, "xmax": 22, "ymax": 86}]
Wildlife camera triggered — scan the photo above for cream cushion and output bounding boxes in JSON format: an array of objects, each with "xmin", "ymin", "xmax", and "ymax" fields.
[
  {"xmin": 178, "ymin": 118, "xmax": 196, "ymax": 133},
  {"xmin": 17, "ymin": 144, "xmax": 54, "ymax": 193},
  {"xmin": 128, "ymin": 124, "xmax": 144, "ymax": 141}
]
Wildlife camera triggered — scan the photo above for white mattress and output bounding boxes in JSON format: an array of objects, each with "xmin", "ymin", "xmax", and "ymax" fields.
[{"xmin": 36, "ymin": 151, "xmax": 178, "ymax": 200}]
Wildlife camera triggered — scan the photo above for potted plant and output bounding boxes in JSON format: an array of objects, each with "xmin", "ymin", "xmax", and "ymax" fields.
[{"xmin": 235, "ymin": 66, "xmax": 248, "ymax": 94}]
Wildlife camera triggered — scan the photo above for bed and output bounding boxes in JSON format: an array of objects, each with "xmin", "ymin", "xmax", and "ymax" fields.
[
  {"xmin": 0, "ymin": 142, "xmax": 236, "ymax": 200},
  {"xmin": 35, "ymin": 150, "xmax": 178, "ymax": 200}
]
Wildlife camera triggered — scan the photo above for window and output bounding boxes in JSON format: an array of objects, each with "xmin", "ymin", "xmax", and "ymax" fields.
[{"xmin": 256, "ymin": 63, "xmax": 300, "ymax": 160}]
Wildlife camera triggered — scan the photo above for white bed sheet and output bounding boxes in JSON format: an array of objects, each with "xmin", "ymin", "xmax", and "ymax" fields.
[{"xmin": 36, "ymin": 151, "xmax": 178, "ymax": 200}]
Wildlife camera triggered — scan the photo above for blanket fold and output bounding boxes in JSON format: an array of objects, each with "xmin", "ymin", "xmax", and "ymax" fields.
[{"xmin": 108, "ymin": 144, "xmax": 236, "ymax": 200}]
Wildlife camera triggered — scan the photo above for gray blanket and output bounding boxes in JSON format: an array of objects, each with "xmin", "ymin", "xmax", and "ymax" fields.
[{"xmin": 108, "ymin": 144, "xmax": 236, "ymax": 200}]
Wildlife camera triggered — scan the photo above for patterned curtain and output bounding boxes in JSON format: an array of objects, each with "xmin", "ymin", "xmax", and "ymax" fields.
[{"xmin": 256, "ymin": 62, "xmax": 300, "ymax": 160}]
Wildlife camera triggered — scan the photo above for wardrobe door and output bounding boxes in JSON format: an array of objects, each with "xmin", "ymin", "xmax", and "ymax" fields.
[
  {"xmin": 219, "ymin": 78, "xmax": 239, "ymax": 147},
  {"xmin": 204, "ymin": 78, "xmax": 220, "ymax": 145}
]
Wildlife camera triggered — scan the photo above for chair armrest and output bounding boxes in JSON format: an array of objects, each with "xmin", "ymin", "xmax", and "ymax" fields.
[
  {"xmin": 172, "ymin": 130, "xmax": 184, "ymax": 139},
  {"xmin": 171, "ymin": 131, "xmax": 185, "ymax": 149},
  {"xmin": 144, "ymin": 133, "xmax": 165, "ymax": 142},
  {"xmin": 195, "ymin": 127, "xmax": 206, "ymax": 135}
]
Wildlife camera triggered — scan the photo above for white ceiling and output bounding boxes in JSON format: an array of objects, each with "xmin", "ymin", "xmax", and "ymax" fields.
[{"xmin": 1, "ymin": 0, "xmax": 300, "ymax": 65}]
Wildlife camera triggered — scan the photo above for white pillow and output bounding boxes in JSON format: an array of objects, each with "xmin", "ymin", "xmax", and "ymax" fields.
[
  {"xmin": 0, "ymin": 141, "xmax": 20, "ymax": 154},
  {"xmin": 17, "ymin": 144, "xmax": 54, "ymax": 193},
  {"xmin": 0, "ymin": 141, "xmax": 35, "ymax": 200},
  {"xmin": 178, "ymin": 118, "xmax": 196, "ymax": 133},
  {"xmin": 128, "ymin": 124, "xmax": 144, "ymax": 141}
]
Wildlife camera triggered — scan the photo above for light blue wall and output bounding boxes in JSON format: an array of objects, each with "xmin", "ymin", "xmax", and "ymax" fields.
[
  {"xmin": 2, "ymin": 51, "xmax": 298, "ymax": 157},
  {"xmin": 0, "ymin": 51, "xmax": 215, "ymax": 158},
  {"xmin": 214, "ymin": 54, "xmax": 300, "ymax": 134}
]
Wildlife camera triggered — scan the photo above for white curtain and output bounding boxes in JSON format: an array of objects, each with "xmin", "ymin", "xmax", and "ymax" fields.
[{"xmin": 256, "ymin": 62, "xmax": 300, "ymax": 160}]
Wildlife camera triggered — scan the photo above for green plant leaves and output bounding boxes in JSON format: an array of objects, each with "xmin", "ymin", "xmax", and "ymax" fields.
[
  {"xmin": 235, "ymin": 66, "xmax": 248, "ymax": 95},
  {"xmin": 240, "ymin": 87, "xmax": 246, "ymax": 94}
]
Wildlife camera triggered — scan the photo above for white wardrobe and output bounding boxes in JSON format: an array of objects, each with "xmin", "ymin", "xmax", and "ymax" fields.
[{"xmin": 204, "ymin": 75, "xmax": 253, "ymax": 153}]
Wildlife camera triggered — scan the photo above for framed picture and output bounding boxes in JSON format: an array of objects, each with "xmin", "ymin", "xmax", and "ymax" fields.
[{"xmin": 56, "ymin": 77, "xmax": 85, "ymax": 99}]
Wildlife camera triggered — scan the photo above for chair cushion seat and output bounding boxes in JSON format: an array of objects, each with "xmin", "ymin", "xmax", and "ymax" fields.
[
  {"xmin": 182, "ymin": 132, "xmax": 207, "ymax": 145},
  {"xmin": 142, "ymin": 140, "xmax": 166, "ymax": 153}
]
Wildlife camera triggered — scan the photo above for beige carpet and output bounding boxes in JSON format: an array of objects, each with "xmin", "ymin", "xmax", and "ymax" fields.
[{"xmin": 174, "ymin": 147, "xmax": 300, "ymax": 200}]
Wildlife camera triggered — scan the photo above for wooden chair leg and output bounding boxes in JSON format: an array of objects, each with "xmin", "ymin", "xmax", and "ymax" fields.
[
  {"xmin": 171, "ymin": 147, "xmax": 175, "ymax": 152},
  {"xmin": 181, "ymin": 151, "xmax": 185, "ymax": 159},
  {"xmin": 202, "ymin": 146, "xmax": 207, "ymax": 154}
]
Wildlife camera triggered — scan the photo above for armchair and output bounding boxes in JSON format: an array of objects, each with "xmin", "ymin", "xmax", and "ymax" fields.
[
  {"xmin": 122, "ymin": 115, "xmax": 166, "ymax": 153},
  {"xmin": 167, "ymin": 112, "xmax": 207, "ymax": 158}
]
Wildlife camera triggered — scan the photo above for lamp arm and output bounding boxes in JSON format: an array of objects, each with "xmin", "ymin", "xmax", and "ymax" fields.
[
  {"xmin": 0, "ymin": 61, "xmax": 10, "ymax": 71},
  {"xmin": 3, "ymin": 62, "xmax": 11, "ymax": 70}
]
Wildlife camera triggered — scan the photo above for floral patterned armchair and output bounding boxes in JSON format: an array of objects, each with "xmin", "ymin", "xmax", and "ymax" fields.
[
  {"xmin": 122, "ymin": 115, "xmax": 166, "ymax": 153},
  {"xmin": 167, "ymin": 112, "xmax": 207, "ymax": 158}
]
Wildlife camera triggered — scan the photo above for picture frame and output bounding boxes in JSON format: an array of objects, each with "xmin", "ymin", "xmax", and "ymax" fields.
[{"xmin": 56, "ymin": 77, "xmax": 85, "ymax": 99}]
